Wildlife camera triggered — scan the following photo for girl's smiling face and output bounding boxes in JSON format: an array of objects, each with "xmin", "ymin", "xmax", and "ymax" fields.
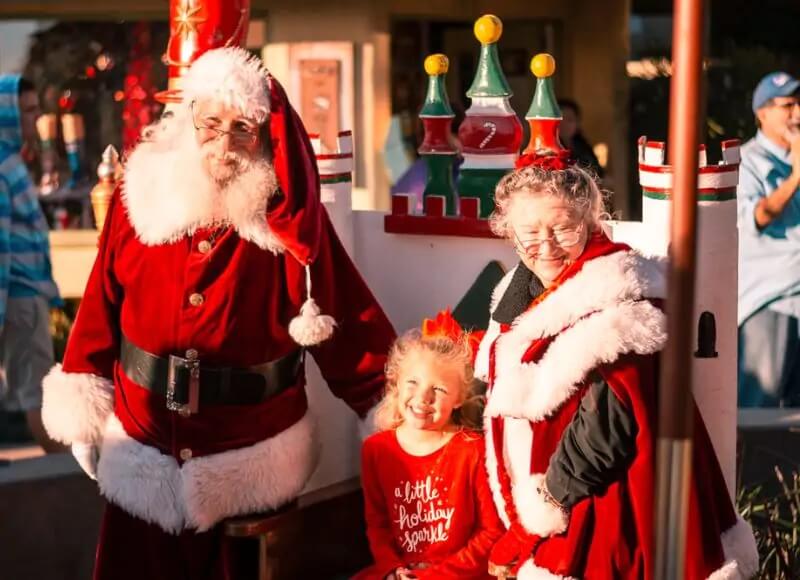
[{"xmin": 396, "ymin": 347, "xmax": 463, "ymax": 432}]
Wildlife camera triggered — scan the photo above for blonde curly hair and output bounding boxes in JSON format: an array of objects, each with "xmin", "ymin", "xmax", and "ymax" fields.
[
  {"xmin": 489, "ymin": 164, "xmax": 608, "ymax": 238},
  {"xmin": 374, "ymin": 330, "xmax": 483, "ymax": 432}
]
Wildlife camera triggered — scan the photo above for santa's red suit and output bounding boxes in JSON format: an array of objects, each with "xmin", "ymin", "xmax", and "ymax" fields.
[
  {"xmin": 474, "ymin": 234, "xmax": 759, "ymax": 579},
  {"xmin": 40, "ymin": 48, "xmax": 395, "ymax": 579}
]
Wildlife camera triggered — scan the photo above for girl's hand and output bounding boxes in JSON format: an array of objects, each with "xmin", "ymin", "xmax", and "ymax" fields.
[{"xmin": 396, "ymin": 567, "xmax": 417, "ymax": 579}]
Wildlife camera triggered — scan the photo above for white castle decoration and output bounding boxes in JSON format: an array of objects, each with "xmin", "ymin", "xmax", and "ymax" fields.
[
  {"xmin": 609, "ymin": 137, "xmax": 740, "ymax": 495},
  {"xmin": 303, "ymin": 21, "xmax": 740, "ymax": 497}
]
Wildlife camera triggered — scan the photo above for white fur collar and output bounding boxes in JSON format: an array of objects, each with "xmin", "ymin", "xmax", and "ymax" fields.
[
  {"xmin": 486, "ymin": 250, "xmax": 668, "ymax": 421},
  {"xmin": 122, "ymin": 116, "xmax": 284, "ymax": 252},
  {"xmin": 474, "ymin": 265, "xmax": 517, "ymax": 381}
]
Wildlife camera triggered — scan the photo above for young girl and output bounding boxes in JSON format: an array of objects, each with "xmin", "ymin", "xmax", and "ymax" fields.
[{"xmin": 354, "ymin": 310, "xmax": 504, "ymax": 580}]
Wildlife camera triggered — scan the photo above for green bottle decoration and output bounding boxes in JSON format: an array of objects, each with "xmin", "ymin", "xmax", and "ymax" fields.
[{"xmin": 419, "ymin": 54, "xmax": 459, "ymax": 215}]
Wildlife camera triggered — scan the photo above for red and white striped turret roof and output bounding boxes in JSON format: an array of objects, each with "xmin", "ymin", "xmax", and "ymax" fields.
[
  {"xmin": 310, "ymin": 130, "xmax": 353, "ymax": 203},
  {"xmin": 637, "ymin": 136, "xmax": 740, "ymax": 201}
]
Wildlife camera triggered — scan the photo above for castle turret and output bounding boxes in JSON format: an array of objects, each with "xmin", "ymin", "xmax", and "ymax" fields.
[
  {"xmin": 611, "ymin": 137, "xmax": 741, "ymax": 496},
  {"xmin": 419, "ymin": 54, "xmax": 459, "ymax": 215},
  {"xmin": 522, "ymin": 54, "xmax": 566, "ymax": 156},
  {"xmin": 456, "ymin": 15, "xmax": 522, "ymax": 217}
]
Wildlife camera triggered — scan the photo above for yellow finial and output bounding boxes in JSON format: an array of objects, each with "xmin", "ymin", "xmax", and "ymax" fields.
[
  {"xmin": 424, "ymin": 54, "xmax": 449, "ymax": 76},
  {"xmin": 474, "ymin": 14, "xmax": 503, "ymax": 45},
  {"xmin": 531, "ymin": 53, "xmax": 556, "ymax": 78}
]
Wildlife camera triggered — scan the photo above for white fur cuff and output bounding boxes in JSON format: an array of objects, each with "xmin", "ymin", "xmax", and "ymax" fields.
[
  {"xmin": 708, "ymin": 516, "xmax": 759, "ymax": 580},
  {"xmin": 97, "ymin": 411, "xmax": 320, "ymax": 534},
  {"xmin": 41, "ymin": 364, "xmax": 114, "ymax": 445},
  {"xmin": 517, "ymin": 559, "xmax": 575, "ymax": 580},
  {"xmin": 513, "ymin": 473, "xmax": 569, "ymax": 538}
]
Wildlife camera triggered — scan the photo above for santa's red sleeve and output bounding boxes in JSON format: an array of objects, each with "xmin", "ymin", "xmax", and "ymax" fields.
[
  {"xmin": 354, "ymin": 435, "xmax": 406, "ymax": 580},
  {"xmin": 40, "ymin": 191, "xmax": 123, "ymax": 446},
  {"xmin": 414, "ymin": 439, "xmax": 505, "ymax": 580},
  {"xmin": 301, "ymin": 211, "xmax": 395, "ymax": 422}
]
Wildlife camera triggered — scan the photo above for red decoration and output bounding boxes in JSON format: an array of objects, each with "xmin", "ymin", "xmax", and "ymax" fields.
[
  {"xmin": 58, "ymin": 91, "xmax": 76, "ymax": 112},
  {"xmin": 515, "ymin": 148, "xmax": 575, "ymax": 171},
  {"xmin": 523, "ymin": 117, "xmax": 565, "ymax": 157},
  {"xmin": 122, "ymin": 22, "xmax": 158, "ymax": 152},
  {"xmin": 157, "ymin": 0, "xmax": 251, "ymax": 104},
  {"xmin": 421, "ymin": 309, "xmax": 485, "ymax": 363},
  {"xmin": 419, "ymin": 117, "xmax": 458, "ymax": 154},
  {"xmin": 458, "ymin": 113, "xmax": 522, "ymax": 155}
]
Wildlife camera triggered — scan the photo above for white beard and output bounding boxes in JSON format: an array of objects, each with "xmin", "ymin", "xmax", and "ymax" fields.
[{"xmin": 122, "ymin": 110, "xmax": 284, "ymax": 253}]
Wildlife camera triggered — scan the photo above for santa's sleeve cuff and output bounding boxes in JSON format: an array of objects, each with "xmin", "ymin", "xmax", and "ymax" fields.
[
  {"xmin": 512, "ymin": 473, "xmax": 570, "ymax": 538},
  {"xmin": 41, "ymin": 364, "xmax": 115, "ymax": 445}
]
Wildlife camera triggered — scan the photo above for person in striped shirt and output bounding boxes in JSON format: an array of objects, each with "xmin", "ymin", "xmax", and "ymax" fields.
[{"xmin": 0, "ymin": 74, "xmax": 63, "ymax": 451}]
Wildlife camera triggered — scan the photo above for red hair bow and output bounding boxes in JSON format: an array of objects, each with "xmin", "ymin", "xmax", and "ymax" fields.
[
  {"xmin": 422, "ymin": 309, "xmax": 485, "ymax": 364},
  {"xmin": 515, "ymin": 149, "xmax": 575, "ymax": 171}
]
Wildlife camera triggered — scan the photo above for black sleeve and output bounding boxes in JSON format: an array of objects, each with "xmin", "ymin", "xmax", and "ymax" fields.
[{"xmin": 545, "ymin": 378, "xmax": 638, "ymax": 508}]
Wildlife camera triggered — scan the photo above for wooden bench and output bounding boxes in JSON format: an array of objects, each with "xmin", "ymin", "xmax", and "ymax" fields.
[{"xmin": 223, "ymin": 476, "xmax": 371, "ymax": 579}]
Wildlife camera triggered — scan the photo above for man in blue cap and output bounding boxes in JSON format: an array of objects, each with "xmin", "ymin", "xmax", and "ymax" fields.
[
  {"xmin": 738, "ymin": 71, "xmax": 800, "ymax": 407},
  {"xmin": 0, "ymin": 74, "xmax": 63, "ymax": 449}
]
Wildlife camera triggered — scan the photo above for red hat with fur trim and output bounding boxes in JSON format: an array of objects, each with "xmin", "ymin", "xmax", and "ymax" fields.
[{"xmin": 180, "ymin": 47, "xmax": 334, "ymax": 345}]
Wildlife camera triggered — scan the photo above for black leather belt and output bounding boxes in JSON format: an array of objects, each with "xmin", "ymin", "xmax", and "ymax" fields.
[{"xmin": 120, "ymin": 337, "xmax": 303, "ymax": 414}]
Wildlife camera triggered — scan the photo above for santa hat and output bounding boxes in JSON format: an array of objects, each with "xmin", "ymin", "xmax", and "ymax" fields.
[{"xmin": 182, "ymin": 47, "xmax": 335, "ymax": 346}]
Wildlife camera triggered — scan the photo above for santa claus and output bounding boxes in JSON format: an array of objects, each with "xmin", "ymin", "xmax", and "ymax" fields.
[{"xmin": 39, "ymin": 45, "xmax": 395, "ymax": 580}]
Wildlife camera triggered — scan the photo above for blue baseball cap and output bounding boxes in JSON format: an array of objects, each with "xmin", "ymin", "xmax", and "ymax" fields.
[{"xmin": 752, "ymin": 72, "xmax": 800, "ymax": 113}]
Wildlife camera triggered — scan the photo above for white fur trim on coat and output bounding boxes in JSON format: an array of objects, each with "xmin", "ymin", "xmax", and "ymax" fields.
[
  {"xmin": 487, "ymin": 251, "xmax": 667, "ymax": 422},
  {"xmin": 506, "ymin": 252, "xmax": 666, "ymax": 341},
  {"xmin": 483, "ymin": 412, "xmax": 511, "ymax": 529},
  {"xmin": 487, "ymin": 300, "xmax": 666, "ymax": 421},
  {"xmin": 512, "ymin": 472, "xmax": 569, "ymax": 537},
  {"xmin": 517, "ymin": 559, "xmax": 575, "ymax": 579},
  {"xmin": 474, "ymin": 265, "xmax": 517, "ymax": 381},
  {"xmin": 41, "ymin": 364, "xmax": 114, "ymax": 445},
  {"xmin": 97, "ymin": 415, "xmax": 185, "ymax": 533},
  {"xmin": 707, "ymin": 517, "xmax": 759, "ymax": 580},
  {"xmin": 182, "ymin": 48, "xmax": 270, "ymax": 124},
  {"xmin": 96, "ymin": 411, "xmax": 318, "ymax": 534}
]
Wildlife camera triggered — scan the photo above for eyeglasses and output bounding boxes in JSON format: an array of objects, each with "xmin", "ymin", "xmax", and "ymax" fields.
[
  {"xmin": 190, "ymin": 101, "xmax": 260, "ymax": 145},
  {"xmin": 512, "ymin": 222, "xmax": 585, "ymax": 256}
]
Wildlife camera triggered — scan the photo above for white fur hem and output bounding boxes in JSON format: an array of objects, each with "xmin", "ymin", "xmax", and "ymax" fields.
[
  {"xmin": 512, "ymin": 473, "xmax": 569, "ymax": 537},
  {"xmin": 517, "ymin": 559, "xmax": 575, "ymax": 579},
  {"xmin": 41, "ymin": 364, "xmax": 114, "ymax": 445},
  {"xmin": 512, "ymin": 515, "xmax": 757, "ymax": 580},
  {"xmin": 707, "ymin": 517, "xmax": 759, "ymax": 579},
  {"xmin": 97, "ymin": 411, "xmax": 319, "ymax": 534}
]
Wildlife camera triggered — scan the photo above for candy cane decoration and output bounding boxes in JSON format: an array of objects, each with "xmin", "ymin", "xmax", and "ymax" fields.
[{"xmin": 479, "ymin": 121, "xmax": 497, "ymax": 149}]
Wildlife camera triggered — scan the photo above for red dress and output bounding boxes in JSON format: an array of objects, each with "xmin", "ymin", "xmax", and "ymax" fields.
[{"xmin": 355, "ymin": 429, "xmax": 504, "ymax": 580}]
